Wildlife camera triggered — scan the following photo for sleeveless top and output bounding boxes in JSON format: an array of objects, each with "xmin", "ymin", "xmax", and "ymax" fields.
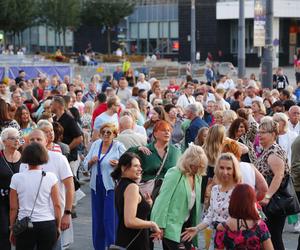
[
  {"xmin": 255, "ymin": 143, "xmax": 290, "ymax": 180},
  {"xmin": 0, "ymin": 152, "xmax": 20, "ymax": 202},
  {"xmin": 115, "ymin": 178, "xmax": 151, "ymax": 250},
  {"xmin": 214, "ymin": 219, "xmax": 271, "ymax": 250}
]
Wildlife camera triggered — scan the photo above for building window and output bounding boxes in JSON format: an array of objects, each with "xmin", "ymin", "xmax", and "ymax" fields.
[
  {"xmin": 149, "ymin": 22, "xmax": 158, "ymax": 39},
  {"xmin": 230, "ymin": 20, "xmax": 254, "ymax": 54},
  {"xmin": 159, "ymin": 22, "xmax": 169, "ymax": 38},
  {"xmin": 170, "ymin": 21, "xmax": 178, "ymax": 38},
  {"xmin": 130, "ymin": 23, "xmax": 138, "ymax": 39},
  {"xmin": 139, "ymin": 23, "xmax": 148, "ymax": 39}
]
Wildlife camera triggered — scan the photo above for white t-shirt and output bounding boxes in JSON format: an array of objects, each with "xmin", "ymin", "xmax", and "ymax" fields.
[
  {"xmin": 136, "ymin": 81, "xmax": 151, "ymax": 91},
  {"xmin": 288, "ymin": 121, "xmax": 300, "ymax": 135},
  {"xmin": 177, "ymin": 94, "xmax": 196, "ymax": 109},
  {"xmin": 240, "ymin": 162, "xmax": 255, "ymax": 188},
  {"xmin": 243, "ymin": 95, "xmax": 263, "ymax": 107},
  {"xmin": 93, "ymin": 112, "xmax": 119, "ymax": 131},
  {"xmin": 10, "ymin": 170, "xmax": 58, "ymax": 222},
  {"xmin": 117, "ymin": 88, "xmax": 132, "ymax": 105},
  {"xmin": 20, "ymin": 151, "xmax": 73, "ymax": 211}
]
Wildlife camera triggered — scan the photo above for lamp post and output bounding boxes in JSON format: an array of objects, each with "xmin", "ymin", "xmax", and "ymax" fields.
[
  {"xmin": 238, "ymin": 0, "xmax": 246, "ymax": 78},
  {"xmin": 191, "ymin": 0, "xmax": 196, "ymax": 64},
  {"xmin": 261, "ymin": 0, "xmax": 273, "ymax": 89}
]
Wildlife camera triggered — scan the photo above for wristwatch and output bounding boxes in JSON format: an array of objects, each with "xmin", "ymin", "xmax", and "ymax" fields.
[{"xmin": 64, "ymin": 209, "xmax": 72, "ymax": 215}]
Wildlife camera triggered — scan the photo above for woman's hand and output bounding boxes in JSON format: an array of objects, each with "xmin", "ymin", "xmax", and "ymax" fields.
[
  {"xmin": 89, "ymin": 156, "xmax": 98, "ymax": 165},
  {"xmin": 150, "ymin": 221, "xmax": 161, "ymax": 233},
  {"xmin": 9, "ymin": 230, "xmax": 16, "ymax": 246},
  {"xmin": 181, "ymin": 227, "xmax": 198, "ymax": 242},
  {"xmin": 109, "ymin": 159, "xmax": 118, "ymax": 167},
  {"xmin": 259, "ymin": 197, "xmax": 270, "ymax": 206},
  {"xmin": 138, "ymin": 146, "xmax": 152, "ymax": 155}
]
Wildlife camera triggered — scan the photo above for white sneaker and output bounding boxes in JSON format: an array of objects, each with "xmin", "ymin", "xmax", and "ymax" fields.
[{"xmin": 294, "ymin": 221, "xmax": 300, "ymax": 232}]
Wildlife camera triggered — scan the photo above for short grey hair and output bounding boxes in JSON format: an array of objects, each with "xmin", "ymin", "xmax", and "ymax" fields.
[
  {"xmin": 194, "ymin": 102, "xmax": 204, "ymax": 117},
  {"xmin": 37, "ymin": 119, "xmax": 53, "ymax": 130},
  {"xmin": 273, "ymin": 112, "xmax": 289, "ymax": 133},
  {"xmin": 185, "ymin": 104, "xmax": 200, "ymax": 115},
  {"xmin": 1, "ymin": 127, "xmax": 20, "ymax": 141}
]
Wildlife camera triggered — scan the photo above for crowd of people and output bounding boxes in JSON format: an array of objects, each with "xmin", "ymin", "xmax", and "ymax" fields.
[{"xmin": 0, "ymin": 64, "xmax": 300, "ymax": 250}]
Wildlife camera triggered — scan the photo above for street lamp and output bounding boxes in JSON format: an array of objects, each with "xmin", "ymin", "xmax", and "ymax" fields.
[{"xmin": 191, "ymin": 0, "xmax": 196, "ymax": 64}]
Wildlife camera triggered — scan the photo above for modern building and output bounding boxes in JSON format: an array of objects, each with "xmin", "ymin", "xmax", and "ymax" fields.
[
  {"xmin": 126, "ymin": 0, "xmax": 300, "ymax": 66},
  {"xmin": 125, "ymin": 0, "xmax": 179, "ymax": 59}
]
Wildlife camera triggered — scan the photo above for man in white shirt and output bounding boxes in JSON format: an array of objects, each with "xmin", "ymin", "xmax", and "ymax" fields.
[
  {"xmin": 243, "ymin": 83, "xmax": 263, "ymax": 107},
  {"xmin": 93, "ymin": 96, "xmax": 120, "ymax": 140},
  {"xmin": 136, "ymin": 73, "xmax": 151, "ymax": 91},
  {"xmin": 116, "ymin": 115, "xmax": 147, "ymax": 149},
  {"xmin": 177, "ymin": 82, "xmax": 196, "ymax": 109},
  {"xmin": 116, "ymin": 78, "xmax": 132, "ymax": 105},
  {"xmin": 288, "ymin": 105, "xmax": 300, "ymax": 134},
  {"xmin": 20, "ymin": 129, "xmax": 74, "ymax": 250}
]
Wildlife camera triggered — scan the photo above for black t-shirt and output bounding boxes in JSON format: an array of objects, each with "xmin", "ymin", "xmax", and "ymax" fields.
[
  {"xmin": 54, "ymin": 112, "xmax": 82, "ymax": 162},
  {"xmin": 0, "ymin": 152, "xmax": 20, "ymax": 201}
]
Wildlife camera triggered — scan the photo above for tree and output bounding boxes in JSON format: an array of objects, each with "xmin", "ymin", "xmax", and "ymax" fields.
[
  {"xmin": 39, "ymin": 0, "xmax": 81, "ymax": 51},
  {"xmin": 0, "ymin": 0, "xmax": 37, "ymax": 48},
  {"xmin": 82, "ymin": 0, "xmax": 136, "ymax": 54}
]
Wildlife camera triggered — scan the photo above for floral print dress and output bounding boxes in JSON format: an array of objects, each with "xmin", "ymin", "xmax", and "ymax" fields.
[{"xmin": 214, "ymin": 219, "xmax": 271, "ymax": 249}]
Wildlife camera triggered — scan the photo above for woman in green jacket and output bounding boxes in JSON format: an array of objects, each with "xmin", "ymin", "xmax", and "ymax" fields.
[{"xmin": 150, "ymin": 144, "xmax": 208, "ymax": 250}]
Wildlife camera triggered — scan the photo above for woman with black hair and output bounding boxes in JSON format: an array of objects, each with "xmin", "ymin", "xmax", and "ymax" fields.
[{"xmin": 111, "ymin": 152, "xmax": 161, "ymax": 250}]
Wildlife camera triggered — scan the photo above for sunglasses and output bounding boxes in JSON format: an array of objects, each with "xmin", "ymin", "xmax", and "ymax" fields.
[{"xmin": 101, "ymin": 130, "xmax": 112, "ymax": 136}]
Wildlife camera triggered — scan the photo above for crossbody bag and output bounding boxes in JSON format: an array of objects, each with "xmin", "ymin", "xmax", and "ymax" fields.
[{"xmin": 12, "ymin": 171, "xmax": 46, "ymax": 236}]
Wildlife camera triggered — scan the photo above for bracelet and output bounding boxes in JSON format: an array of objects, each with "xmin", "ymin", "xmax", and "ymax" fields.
[{"xmin": 264, "ymin": 194, "xmax": 271, "ymax": 200}]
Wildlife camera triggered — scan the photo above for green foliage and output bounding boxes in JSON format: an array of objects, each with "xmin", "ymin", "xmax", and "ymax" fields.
[
  {"xmin": 0, "ymin": 0, "xmax": 37, "ymax": 33},
  {"xmin": 39, "ymin": 0, "xmax": 81, "ymax": 33},
  {"xmin": 82, "ymin": 0, "xmax": 136, "ymax": 54}
]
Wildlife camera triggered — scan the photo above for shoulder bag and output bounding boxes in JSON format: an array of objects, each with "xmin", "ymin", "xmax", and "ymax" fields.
[
  {"xmin": 264, "ymin": 174, "xmax": 300, "ymax": 216},
  {"xmin": 12, "ymin": 171, "xmax": 46, "ymax": 236},
  {"xmin": 138, "ymin": 147, "xmax": 169, "ymax": 199}
]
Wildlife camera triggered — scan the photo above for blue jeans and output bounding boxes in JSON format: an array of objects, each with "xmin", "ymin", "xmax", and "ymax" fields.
[{"xmin": 91, "ymin": 175, "xmax": 117, "ymax": 250}]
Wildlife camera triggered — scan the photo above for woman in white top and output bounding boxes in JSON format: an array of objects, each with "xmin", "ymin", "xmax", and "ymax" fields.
[
  {"xmin": 273, "ymin": 112, "xmax": 298, "ymax": 166},
  {"xmin": 182, "ymin": 153, "xmax": 242, "ymax": 241},
  {"xmin": 9, "ymin": 142, "xmax": 61, "ymax": 250}
]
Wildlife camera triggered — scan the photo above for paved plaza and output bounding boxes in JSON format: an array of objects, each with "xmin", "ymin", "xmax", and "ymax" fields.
[{"xmin": 71, "ymin": 183, "xmax": 298, "ymax": 250}]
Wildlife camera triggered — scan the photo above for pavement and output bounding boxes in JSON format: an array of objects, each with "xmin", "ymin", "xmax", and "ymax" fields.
[{"xmin": 70, "ymin": 182, "xmax": 299, "ymax": 250}]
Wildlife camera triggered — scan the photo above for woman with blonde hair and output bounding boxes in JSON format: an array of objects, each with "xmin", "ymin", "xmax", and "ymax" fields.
[
  {"xmin": 212, "ymin": 110, "xmax": 223, "ymax": 125},
  {"xmin": 182, "ymin": 153, "xmax": 242, "ymax": 242},
  {"xmin": 252, "ymin": 100, "xmax": 266, "ymax": 123},
  {"xmin": 126, "ymin": 98, "xmax": 145, "ymax": 125},
  {"xmin": 83, "ymin": 123, "xmax": 126, "ymax": 250},
  {"xmin": 222, "ymin": 110, "xmax": 237, "ymax": 132},
  {"xmin": 151, "ymin": 144, "xmax": 208, "ymax": 249}
]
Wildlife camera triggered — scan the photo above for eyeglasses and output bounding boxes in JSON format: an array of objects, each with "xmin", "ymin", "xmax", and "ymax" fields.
[
  {"xmin": 258, "ymin": 130, "xmax": 272, "ymax": 134},
  {"xmin": 7, "ymin": 136, "xmax": 21, "ymax": 142},
  {"xmin": 101, "ymin": 130, "xmax": 112, "ymax": 136}
]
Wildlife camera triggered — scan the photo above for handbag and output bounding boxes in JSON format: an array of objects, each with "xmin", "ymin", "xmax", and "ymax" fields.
[
  {"xmin": 138, "ymin": 147, "xmax": 169, "ymax": 198},
  {"xmin": 108, "ymin": 230, "xmax": 142, "ymax": 250},
  {"xmin": 264, "ymin": 174, "xmax": 300, "ymax": 216},
  {"xmin": 12, "ymin": 171, "xmax": 46, "ymax": 236}
]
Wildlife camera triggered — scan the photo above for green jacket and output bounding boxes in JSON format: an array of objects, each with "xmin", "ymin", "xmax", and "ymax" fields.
[
  {"xmin": 127, "ymin": 142, "xmax": 181, "ymax": 182},
  {"xmin": 150, "ymin": 167, "xmax": 202, "ymax": 246},
  {"xmin": 292, "ymin": 135, "xmax": 300, "ymax": 191}
]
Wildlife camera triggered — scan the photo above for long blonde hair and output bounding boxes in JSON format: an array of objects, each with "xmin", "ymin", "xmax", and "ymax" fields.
[{"xmin": 202, "ymin": 125, "xmax": 226, "ymax": 166}]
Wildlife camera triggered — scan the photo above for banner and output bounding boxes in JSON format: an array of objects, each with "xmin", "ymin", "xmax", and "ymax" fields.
[
  {"xmin": 8, "ymin": 66, "xmax": 71, "ymax": 81},
  {"xmin": 254, "ymin": 0, "xmax": 266, "ymax": 47}
]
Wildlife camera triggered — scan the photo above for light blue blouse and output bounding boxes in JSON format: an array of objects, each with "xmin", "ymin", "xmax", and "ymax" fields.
[{"xmin": 83, "ymin": 139, "xmax": 126, "ymax": 191}]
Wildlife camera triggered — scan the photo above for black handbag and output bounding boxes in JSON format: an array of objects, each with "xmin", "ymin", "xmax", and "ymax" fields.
[
  {"xmin": 12, "ymin": 171, "xmax": 46, "ymax": 236},
  {"xmin": 264, "ymin": 174, "xmax": 300, "ymax": 216},
  {"xmin": 108, "ymin": 230, "xmax": 142, "ymax": 250}
]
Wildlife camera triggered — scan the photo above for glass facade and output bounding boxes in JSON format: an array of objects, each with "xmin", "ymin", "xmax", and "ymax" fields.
[{"xmin": 127, "ymin": 2, "xmax": 179, "ymax": 55}]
